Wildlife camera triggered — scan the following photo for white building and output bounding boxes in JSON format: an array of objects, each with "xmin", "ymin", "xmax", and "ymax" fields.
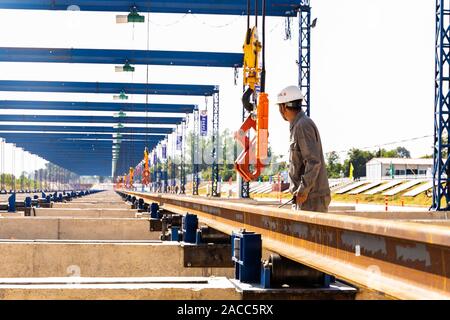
[{"xmin": 365, "ymin": 158, "xmax": 433, "ymax": 180}]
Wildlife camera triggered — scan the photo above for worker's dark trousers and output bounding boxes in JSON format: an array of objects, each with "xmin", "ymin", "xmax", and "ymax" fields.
[{"xmin": 297, "ymin": 195, "xmax": 331, "ymax": 213}]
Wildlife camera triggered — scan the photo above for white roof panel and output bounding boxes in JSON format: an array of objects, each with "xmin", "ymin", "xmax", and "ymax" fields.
[
  {"xmin": 363, "ymin": 180, "xmax": 403, "ymax": 195},
  {"xmin": 383, "ymin": 180, "xmax": 425, "ymax": 196}
]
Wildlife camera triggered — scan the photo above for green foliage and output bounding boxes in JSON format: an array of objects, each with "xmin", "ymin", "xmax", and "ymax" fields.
[
  {"xmin": 394, "ymin": 146, "xmax": 411, "ymax": 158},
  {"xmin": 326, "ymin": 151, "xmax": 343, "ymax": 178},
  {"xmin": 374, "ymin": 146, "xmax": 411, "ymax": 158},
  {"xmin": 1, "ymin": 173, "xmax": 36, "ymax": 190}
]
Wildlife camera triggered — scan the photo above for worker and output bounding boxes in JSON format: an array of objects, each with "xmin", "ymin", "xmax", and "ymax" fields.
[{"xmin": 276, "ymin": 85, "xmax": 331, "ymax": 213}]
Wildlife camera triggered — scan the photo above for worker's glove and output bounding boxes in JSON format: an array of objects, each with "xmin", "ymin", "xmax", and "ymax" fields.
[{"xmin": 295, "ymin": 192, "xmax": 308, "ymax": 205}]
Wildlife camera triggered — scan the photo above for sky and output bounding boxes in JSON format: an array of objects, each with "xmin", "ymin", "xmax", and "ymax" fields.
[{"xmin": 0, "ymin": 0, "xmax": 437, "ymax": 176}]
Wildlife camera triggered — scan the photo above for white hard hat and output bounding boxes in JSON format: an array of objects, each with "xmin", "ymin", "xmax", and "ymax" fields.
[{"xmin": 276, "ymin": 86, "xmax": 304, "ymax": 105}]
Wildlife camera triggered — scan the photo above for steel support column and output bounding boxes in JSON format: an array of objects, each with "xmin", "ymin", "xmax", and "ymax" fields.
[
  {"xmin": 0, "ymin": 139, "xmax": 4, "ymax": 190},
  {"xmin": 171, "ymin": 133, "xmax": 176, "ymax": 189},
  {"xmin": 38, "ymin": 169, "xmax": 42, "ymax": 190},
  {"xmin": 433, "ymin": 0, "xmax": 450, "ymax": 211},
  {"xmin": 192, "ymin": 106, "xmax": 200, "ymax": 195},
  {"xmin": 299, "ymin": 5, "xmax": 311, "ymax": 116},
  {"xmin": 211, "ymin": 90, "xmax": 220, "ymax": 197},
  {"xmin": 180, "ymin": 120, "xmax": 186, "ymax": 194}
]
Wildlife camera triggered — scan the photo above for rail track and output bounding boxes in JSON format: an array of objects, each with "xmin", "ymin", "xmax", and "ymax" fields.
[{"xmin": 121, "ymin": 190, "xmax": 450, "ymax": 300}]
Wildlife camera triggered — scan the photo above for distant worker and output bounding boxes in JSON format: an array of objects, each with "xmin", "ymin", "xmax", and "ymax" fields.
[{"xmin": 276, "ymin": 85, "xmax": 331, "ymax": 213}]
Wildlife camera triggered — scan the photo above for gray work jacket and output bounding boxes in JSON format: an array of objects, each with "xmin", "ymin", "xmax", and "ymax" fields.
[{"xmin": 288, "ymin": 111, "xmax": 330, "ymax": 199}]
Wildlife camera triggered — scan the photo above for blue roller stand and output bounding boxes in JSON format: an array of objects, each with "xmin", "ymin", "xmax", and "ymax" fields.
[
  {"xmin": 150, "ymin": 203, "xmax": 159, "ymax": 219},
  {"xmin": 25, "ymin": 196, "xmax": 32, "ymax": 208},
  {"xmin": 7, "ymin": 193, "xmax": 16, "ymax": 212},
  {"xmin": 171, "ymin": 226, "xmax": 180, "ymax": 241},
  {"xmin": 182, "ymin": 213, "xmax": 198, "ymax": 244},
  {"xmin": 231, "ymin": 230, "xmax": 262, "ymax": 283},
  {"xmin": 138, "ymin": 198, "xmax": 144, "ymax": 210}
]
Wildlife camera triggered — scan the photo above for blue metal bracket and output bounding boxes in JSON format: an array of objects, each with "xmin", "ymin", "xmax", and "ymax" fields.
[
  {"xmin": 24, "ymin": 196, "xmax": 31, "ymax": 208},
  {"xmin": 231, "ymin": 230, "xmax": 262, "ymax": 283},
  {"xmin": 7, "ymin": 193, "xmax": 16, "ymax": 212},
  {"xmin": 150, "ymin": 203, "xmax": 159, "ymax": 219},
  {"xmin": 182, "ymin": 213, "xmax": 198, "ymax": 244},
  {"xmin": 171, "ymin": 226, "xmax": 180, "ymax": 242}
]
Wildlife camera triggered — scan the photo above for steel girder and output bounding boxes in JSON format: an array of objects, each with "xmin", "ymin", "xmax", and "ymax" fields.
[
  {"xmin": 0, "ymin": 0, "xmax": 302, "ymax": 16},
  {"xmin": 0, "ymin": 47, "xmax": 243, "ymax": 68},
  {"xmin": 0, "ymin": 80, "xmax": 218, "ymax": 96},
  {"xmin": 0, "ymin": 114, "xmax": 184, "ymax": 125},
  {"xmin": 0, "ymin": 100, "xmax": 196, "ymax": 113},
  {"xmin": 0, "ymin": 125, "xmax": 173, "ymax": 134}
]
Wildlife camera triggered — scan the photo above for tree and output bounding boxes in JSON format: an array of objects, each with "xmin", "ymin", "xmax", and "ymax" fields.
[
  {"xmin": 343, "ymin": 148, "xmax": 375, "ymax": 178},
  {"xmin": 326, "ymin": 151, "xmax": 343, "ymax": 178},
  {"xmin": 395, "ymin": 146, "xmax": 411, "ymax": 158},
  {"xmin": 375, "ymin": 146, "xmax": 411, "ymax": 158}
]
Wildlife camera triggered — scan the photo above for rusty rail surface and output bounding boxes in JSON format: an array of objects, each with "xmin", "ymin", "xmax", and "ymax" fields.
[{"xmin": 122, "ymin": 191, "xmax": 450, "ymax": 300}]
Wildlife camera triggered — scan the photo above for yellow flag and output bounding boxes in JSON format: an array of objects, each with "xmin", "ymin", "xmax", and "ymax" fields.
[{"xmin": 349, "ymin": 163, "xmax": 354, "ymax": 180}]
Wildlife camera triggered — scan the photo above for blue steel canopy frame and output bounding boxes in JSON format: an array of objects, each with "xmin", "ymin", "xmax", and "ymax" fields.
[
  {"xmin": 0, "ymin": 1, "xmax": 309, "ymax": 181},
  {"xmin": 0, "ymin": 80, "xmax": 218, "ymax": 177},
  {"xmin": 433, "ymin": 0, "xmax": 450, "ymax": 211}
]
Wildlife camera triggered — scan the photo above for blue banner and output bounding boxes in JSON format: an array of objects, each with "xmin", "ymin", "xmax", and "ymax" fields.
[
  {"xmin": 176, "ymin": 135, "xmax": 183, "ymax": 150},
  {"xmin": 200, "ymin": 110, "xmax": 208, "ymax": 136},
  {"xmin": 162, "ymin": 144, "xmax": 167, "ymax": 159}
]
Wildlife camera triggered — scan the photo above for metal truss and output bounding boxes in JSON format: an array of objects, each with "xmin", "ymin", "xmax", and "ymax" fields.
[
  {"xmin": 192, "ymin": 106, "xmax": 200, "ymax": 195},
  {"xmin": 299, "ymin": 5, "xmax": 311, "ymax": 116},
  {"xmin": 433, "ymin": 0, "xmax": 450, "ymax": 211},
  {"xmin": 180, "ymin": 120, "xmax": 186, "ymax": 194},
  {"xmin": 211, "ymin": 90, "xmax": 220, "ymax": 197}
]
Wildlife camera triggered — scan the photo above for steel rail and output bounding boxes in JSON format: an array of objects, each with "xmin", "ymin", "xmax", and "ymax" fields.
[{"xmin": 122, "ymin": 191, "xmax": 450, "ymax": 300}]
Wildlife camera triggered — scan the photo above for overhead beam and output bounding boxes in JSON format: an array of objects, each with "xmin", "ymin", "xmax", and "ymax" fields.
[
  {"xmin": 0, "ymin": 0, "xmax": 302, "ymax": 16},
  {"xmin": 0, "ymin": 125, "xmax": 173, "ymax": 134},
  {"xmin": 0, "ymin": 47, "xmax": 243, "ymax": 68},
  {"xmin": 0, "ymin": 114, "xmax": 184, "ymax": 125},
  {"xmin": 0, "ymin": 80, "xmax": 218, "ymax": 96},
  {"xmin": 0, "ymin": 100, "xmax": 196, "ymax": 113},
  {"xmin": 0, "ymin": 132, "xmax": 166, "ymax": 141}
]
